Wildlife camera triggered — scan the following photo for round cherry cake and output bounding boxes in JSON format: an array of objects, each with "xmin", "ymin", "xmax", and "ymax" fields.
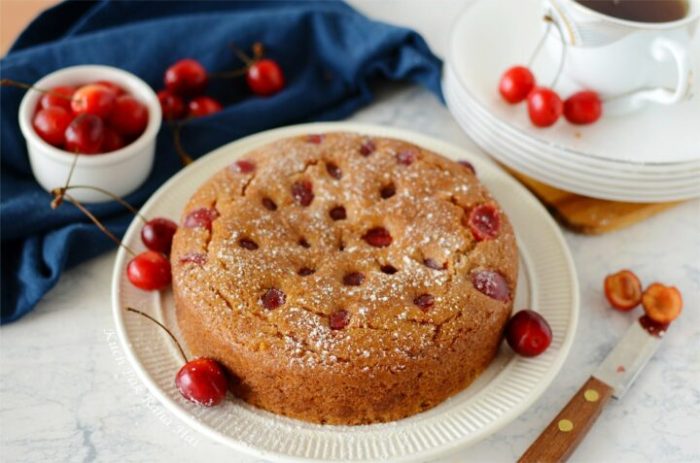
[{"xmin": 171, "ymin": 132, "xmax": 518, "ymax": 425}]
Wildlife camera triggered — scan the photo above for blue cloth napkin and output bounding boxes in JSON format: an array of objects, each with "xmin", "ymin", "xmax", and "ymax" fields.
[{"xmin": 0, "ymin": 1, "xmax": 442, "ymax": 323}]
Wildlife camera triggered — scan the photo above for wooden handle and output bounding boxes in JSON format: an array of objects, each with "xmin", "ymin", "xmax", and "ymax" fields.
[{"xmin": 519, "ymin": 376, "xmax": 614, "ymax": 463}]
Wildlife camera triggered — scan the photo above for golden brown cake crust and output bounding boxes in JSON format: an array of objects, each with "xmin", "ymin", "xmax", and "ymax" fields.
[{"xmin": 171, "ymin": 132, "xmax": 518, "ymax": 425}]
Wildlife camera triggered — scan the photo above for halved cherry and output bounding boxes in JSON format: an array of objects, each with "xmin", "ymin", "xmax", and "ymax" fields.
[
  {"xmin": 604, "ymin": 270, "xmax": 642, "ymax": 311},
  {"xmin": 641, "ymin": 283, "xmax": 682, "ymax": 324}
]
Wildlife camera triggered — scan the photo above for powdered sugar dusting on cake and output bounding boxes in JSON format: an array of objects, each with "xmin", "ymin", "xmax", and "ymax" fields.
[{"xmin": 173, "ymin": 132, "xmax": 515, "ymax": 370}]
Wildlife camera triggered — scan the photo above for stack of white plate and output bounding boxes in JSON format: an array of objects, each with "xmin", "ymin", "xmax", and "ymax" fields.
[{"xmin": 443, "ymin": 0, "xmax": 700, "ymax": 203}]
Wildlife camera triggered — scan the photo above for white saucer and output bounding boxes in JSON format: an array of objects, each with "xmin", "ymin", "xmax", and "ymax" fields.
[
  {"xmin": 444, "ymin": 68, "xmax": 700, "ymax": 202},
  {"xmin": 112, "ymin": 122, "xmax": 578, "ymax": 462},
  {"xmin": 444, "ymin": 0, "xmax": 700, "ymax": 202}
]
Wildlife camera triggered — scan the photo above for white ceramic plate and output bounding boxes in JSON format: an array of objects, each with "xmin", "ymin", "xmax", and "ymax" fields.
[
  {"xmin": 444, "ymin": 73, "xmax": 700, "ymax": 202},
  {"xmin": 444, "ymin": 72, "xmax": 700, "ymax": 202},
  {"xmin": 444, "ymin": 66, "xmax": 700, "ymax": 180},
  {"xmin": 448, "ymin": 0, "xmax": 700, "ymax": 167},
  {"xmin": 112, "ymin": 123, "xmax": 579, "ymax": 462}
]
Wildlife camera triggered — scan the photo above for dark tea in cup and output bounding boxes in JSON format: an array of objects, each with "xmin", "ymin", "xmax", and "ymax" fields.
[{"xmin": 574, "ymin": 0, "xmax": 689, "ymax": 23}]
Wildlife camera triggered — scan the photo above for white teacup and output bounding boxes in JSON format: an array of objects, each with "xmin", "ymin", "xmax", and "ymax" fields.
[{"xmin": 544, "ymin": 0, "xmax": 699, "ymax": 114}]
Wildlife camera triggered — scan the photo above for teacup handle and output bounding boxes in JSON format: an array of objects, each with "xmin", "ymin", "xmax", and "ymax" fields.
[{"xmin": 629, "ymin": 37, "xmax": 691, "ymax": 107}]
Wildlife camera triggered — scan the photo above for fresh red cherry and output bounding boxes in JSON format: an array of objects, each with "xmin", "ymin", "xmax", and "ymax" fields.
[
  {"xmin": 246, "ymin": 59, "xmax": 285, "ymax": 96},
  {"xmin": 108, "ymin": 95, "xmax": 148, "ymax": 136},
  {"xmin": 175, "ymin": 358, "xmax": 228, "ymax": 407},
  {"xmin": 188, "ymin": 96, "xmax": 222, "ymax": 118},
  {"xmin": 71, "ymin": 83, "xmax": 117, "ymax": 118},
  {"xmin": 101, "ymin": 127, "xmax": 125, "ymax": 152},
  {"xmin": 64, "ymin": 114, "xmax": 105, "ymax": 154},
  {"xmin": 499, "ymin": 66, "xmax": 535, "ymax": 104},
  {"xmin": 39, "ymin": 85, "xmax": 75, "ymax": 111},
  {"xmin": 505, "ymin": 309, "xmax": 552, "ymax": 357},
  {"xmin": 141, "ymin": 218, "xmax": 178, "ymax": 254},
  {"xmin": 94, "ymin": 80, "xmax": 125, "ymax": 96},
  {"xmin": 157, "ymin": 89, "xmax": 186, "ymax": 120},
  {"xmin": 126, "ymin": 250, "xmax": 172, "ymax": 290},
  {"xmin": 33, "ymin": 107, "xmax": 73, "ymax": 147},
  {"xmin": 564, "ymin": 90, "xmax": 602, "ymax": 125},
  {"xmin": 165, "ymin": 59, "xmax": 208, "ymax": 97},
  {"xmin": 527, "ymin": 87, "xmax": 563, "ymax": 127}
]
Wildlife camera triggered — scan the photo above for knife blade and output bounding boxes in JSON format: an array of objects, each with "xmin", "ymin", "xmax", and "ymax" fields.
[
  {"xmin": 519, "ymin": 316, "xmax": 668, "ymax": 463},
  {"xmin": 592, "ymin": 316, "xmax": 666, "ymax": 399}
]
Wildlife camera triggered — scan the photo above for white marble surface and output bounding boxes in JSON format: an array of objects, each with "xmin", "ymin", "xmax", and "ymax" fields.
[{"xmin": 2, "ymin": 2, "xmax": 700, "ymax": 463}]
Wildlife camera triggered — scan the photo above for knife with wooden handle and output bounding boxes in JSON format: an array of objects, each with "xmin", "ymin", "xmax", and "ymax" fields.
[{"xmin": 519, "ymin": 316, "xmax": 668, "ymax": 463}]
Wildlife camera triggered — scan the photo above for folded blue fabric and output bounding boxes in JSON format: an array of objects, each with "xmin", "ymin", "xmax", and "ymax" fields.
[{"xmin": 0, "ymin": 1, "xmax": 442, "ymax": 323}]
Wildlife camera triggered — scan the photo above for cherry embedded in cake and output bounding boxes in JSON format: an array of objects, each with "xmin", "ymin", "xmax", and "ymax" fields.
[{"xmin": 171, "ymin": 132, "xmax": 518, "ymax": 425}]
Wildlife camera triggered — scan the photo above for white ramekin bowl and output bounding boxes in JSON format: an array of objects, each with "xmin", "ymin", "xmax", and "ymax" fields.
[{"xmin": 18, "ymin": 65, "xmax": 162, "ymax": 203}]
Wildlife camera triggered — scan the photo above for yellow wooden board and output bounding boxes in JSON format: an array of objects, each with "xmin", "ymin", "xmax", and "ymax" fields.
[{"xmin": 507, "ymin": 168, "xmax": 682, "ymax": 234}]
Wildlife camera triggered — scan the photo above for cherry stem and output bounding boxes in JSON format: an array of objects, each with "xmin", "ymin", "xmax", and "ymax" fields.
[
  {"xmin": 230, "ymin": 43, "xmax": 253, "ymax": 66},
  {"xmin": 527, "ymin": 21, "xmax": 552, "ymax": 68},
  {"xmin": 544, "ymin": 14, "xmax": 567, "ymax": 89},
  {"xmin": 207, "ymin": 68, "xmax": 248, "ymax": 79},
  {"xmin": 172, "ymin": 120, "xmax": 194, "ymax": 166},
  {"xmin": 252, "ymin": 42, "xmax": 264, "ymax": 61},
  {"xmin": 0, "ymin": 78, "xmax": 73, "ymax": 101},
  {"xmin": 52, "ymin": 191, "xmax": 137, "ymax": 257},
  {"xmin": 63, "ymin": 153, "xmax": 79, "ymax": 194},
  {"xmin": 51, "ymin": 153, "xmax": 147, "ymax": 222},
  {"xmin": 61, "ymin": 185, "xmax": 147, "ymax": 222},
  {"xmin": 126, "ymin": 307, "xmax": 188, "ymax": 363}
]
